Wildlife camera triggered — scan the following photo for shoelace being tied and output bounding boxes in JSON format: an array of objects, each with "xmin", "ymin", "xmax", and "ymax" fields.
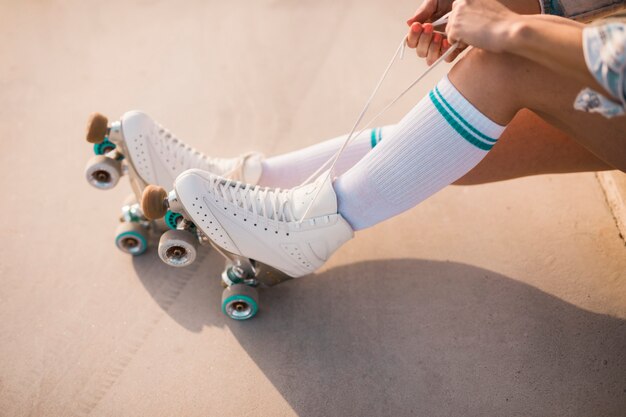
[
  {"xmin": 297, "ymin": 13, "xmax": 461, "ymax": 223},
  {"xmin": 199, "ymin": 14, "xmax": 460, "ymax": 228}
]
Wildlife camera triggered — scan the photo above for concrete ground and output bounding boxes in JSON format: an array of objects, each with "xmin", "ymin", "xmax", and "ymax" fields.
[{"xmin": 1, "ymin": 1, "xmax": 625, "ymax": 416}]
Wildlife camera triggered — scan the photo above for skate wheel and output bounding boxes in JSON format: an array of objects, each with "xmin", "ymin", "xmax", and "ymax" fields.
[
  {"xmin": 114, "ymin": 222, "xmax": 148, "ymax": 255},
  {"xmin": 222, "ymin": 284, "xmax": 259, "ymax": 320},
  {"xmin": 93, "ymin": 138, "xmax": 117, "ymax": 155},
  {"xmin": 86, "ymin": 113, "xmax": 109, "ymax": 144},
  {"xmin": 157, "ymin": 229, "xmax": 198, "ymax": 267},
  {"xmin": 164, "ymin": 210, "xmax": 183, "ymax": 230},
  {"xmin": 141, "ymin": 185, "xmax": 168, "ymax": 220},
  {"xmin": 85, "ymin": 155, "xmax": 122, "ymax": 189}
]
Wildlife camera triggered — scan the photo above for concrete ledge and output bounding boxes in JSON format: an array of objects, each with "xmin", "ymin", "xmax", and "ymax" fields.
[{"xmin": 597, "ymin": 170, "xmax": 626, "ymax": 243}]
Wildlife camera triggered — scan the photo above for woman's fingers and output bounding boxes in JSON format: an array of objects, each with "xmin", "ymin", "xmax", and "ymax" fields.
[
  {"xmin": 406, "ymin": 22, "xmax": 423, "ymax": 48},
  {"xmin": 406, "ymin": 0, "xmax": 438, "ymax": 26},
  {"xmin": 444, "ymin": 0, "xmax": 517, "ymax": 52},
  {"xmin": 416, "ymin": 23, "xmax": 434, "ymax": 57},
  {"xmin": 442, "ymin": 39, "xmax": 455, "ymax": 62},
  {"xmin": 407, "ymin": 18, "xmax": 465, "ymax": 65},
  {"xmin": 445, "ymin": 48, "xmax": 462, "ymax": 62},
  {"xmin": 442, "ymin": 39, "xmax": 465, "ymax": 62},
  {"xmin": 426, "ymin": 33, "xmax": 443, "ymax": 65},
  {"xmin": 408, "ymin": 22, "xmax": 453, "ymax": 64}
]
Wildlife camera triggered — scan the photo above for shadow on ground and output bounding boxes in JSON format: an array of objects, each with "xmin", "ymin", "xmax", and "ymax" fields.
[{"xmin": 133, "ymin": 254, "xmax": 626, "ymax": 416}]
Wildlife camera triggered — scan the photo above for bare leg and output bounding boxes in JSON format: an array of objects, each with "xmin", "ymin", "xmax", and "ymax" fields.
[
  {"xmin": 455, "ymin": 109, "xmax": 612, "ymax": 185},
  {"xmin": 449, "ymin": 49, "xmax": 626, "ymax": 172},
  {"xmin": 261, "ymin": 49, "xmax": 620, "ymax": 188}
]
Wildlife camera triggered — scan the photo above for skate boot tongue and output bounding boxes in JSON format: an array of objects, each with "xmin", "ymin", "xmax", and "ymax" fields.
[{"xmin": 290, "ymin": 170, "xmax": 338, "ymax": 221}]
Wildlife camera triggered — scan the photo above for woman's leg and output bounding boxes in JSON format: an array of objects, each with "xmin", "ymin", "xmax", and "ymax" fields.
[
  {"xmin": 450, "ymin": 49, "xmax": 626, "ymax": 171},
  {"xmin": 455, "ymin": 109, "xmax": 612, "ymax": 185},
  {"xmin": 257, "ymin": 51, "xmax": 619, "ymax": 189},
  {"xmin": 164, "ymin": 48, "xmax": 625, "ymax": 277},
  {"xmin": 257, "ymin": 126, "xmax": 394, "ymax": 188},
  {"xmin": 334, "ymin": 48, "xmax": 626, "ymax": 229}
]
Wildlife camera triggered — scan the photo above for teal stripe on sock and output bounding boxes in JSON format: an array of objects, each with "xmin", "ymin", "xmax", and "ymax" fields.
[
  {"xmin": 434, "ymin": 86, "xmax": 497, "ymax": 144},
  {"xmin": 370, "ymin": 128, "xmax": 377, "ymax": 148},
  {"xmin": 377, "ymin": 127, "xmax": 382, "ymax": 144},
  {"xmin": 429, "ymin": 91, "xmax": 494, "ymax": 151}
]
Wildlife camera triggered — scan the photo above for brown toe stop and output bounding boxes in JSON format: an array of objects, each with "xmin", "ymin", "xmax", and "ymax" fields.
[
  {"xmin": 141, "ymin": 185, "xmax": 168, "ymax": 220},
  {"xmin": 86, "ymin": 112, "xmax": 109, "ymax": 144}
]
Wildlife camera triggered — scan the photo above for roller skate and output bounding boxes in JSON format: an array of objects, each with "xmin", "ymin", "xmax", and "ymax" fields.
[
  {"xmin": 84, "ymin": 111, "xmax": 263, "ymax": 258},
  {"xmin": 141, "ymin": 169, "xmax": 353, "ymax": 320}
]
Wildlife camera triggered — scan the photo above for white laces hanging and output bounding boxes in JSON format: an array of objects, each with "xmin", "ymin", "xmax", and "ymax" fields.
[
  {"xmin": 297, "ymin": 23, "xmax": 461, "ymax": 223},
  {"xmin": 208, "ymin": 14, "xmax": 461, "ymax": 226}
]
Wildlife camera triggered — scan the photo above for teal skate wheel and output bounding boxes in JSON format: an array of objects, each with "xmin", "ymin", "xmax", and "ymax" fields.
[
  {"xmin": 114, "ymin": 222, "xmax": 148, "ymax": 256},
  {"xmin": 164, "ymin": 210, "xmax": 183, "ymax": 230},
  {"xmin": 93, "ymin": 138, "xmax": 116, "ymax": 155},
  {"xmin": 221, "ymin": 284, "xmax": 259, "ymax": 320}
]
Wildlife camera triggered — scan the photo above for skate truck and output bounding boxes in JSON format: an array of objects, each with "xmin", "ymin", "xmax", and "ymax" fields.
[{"xmin": 141, "ymin": 184, "xmax": 292, "ymax": 321}]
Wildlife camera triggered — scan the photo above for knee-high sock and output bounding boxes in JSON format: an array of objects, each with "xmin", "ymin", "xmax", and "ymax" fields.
[
  {"xmin": 334, "ymin": 76, "xmax": 506, "ymax": 230},
  {"xmin": 257, "ymin": 126, "xmax": 394, "ymax": 187}
]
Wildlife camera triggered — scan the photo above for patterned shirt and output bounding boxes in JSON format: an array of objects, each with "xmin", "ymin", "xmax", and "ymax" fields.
[{"xmin": 575, "ymin": 22, "xmax": 626, "ymax": 118}]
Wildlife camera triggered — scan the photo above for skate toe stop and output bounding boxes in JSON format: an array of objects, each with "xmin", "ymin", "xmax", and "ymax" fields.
[
  {"xmin": 141, "ymin": 185, "xmax": 168, "ymax": 220},
  {"xmin": 86, "ymin": 112, "xmax": 109, "ymax": 144}
]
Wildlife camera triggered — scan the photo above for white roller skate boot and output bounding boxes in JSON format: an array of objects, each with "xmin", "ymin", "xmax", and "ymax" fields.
[
  {"xmin": 84, "ymin": 110, "xmax": 263, "ymax": 258},
  {"xmin": 85, "ymin": 110, "xmax": 263, "ymax": 192},
  {"xmin": 149, "ymin": 169, "xmax": 354, "ymax": 278}
]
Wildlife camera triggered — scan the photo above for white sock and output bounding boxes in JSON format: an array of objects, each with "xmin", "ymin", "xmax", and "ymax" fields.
[
  {"xmin": 257, "ymin": 126, "xmax": 394, "ymax": 188},
  {"xmin": 334, "ymin": 76, "xmax": 506, "ymax": 230}
]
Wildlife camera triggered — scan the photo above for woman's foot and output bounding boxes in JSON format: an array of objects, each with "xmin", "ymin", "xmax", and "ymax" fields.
[
  {"xmin": 85, "ymin": 111, "xmax": 264, "ymax": 190},
  {"xmin": 145, "ymin": 169, "xmax": 354, "ymax": 277}
]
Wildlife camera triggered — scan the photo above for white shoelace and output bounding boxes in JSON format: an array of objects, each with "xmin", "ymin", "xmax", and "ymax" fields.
[
  {"xmin": 156, "ymin": 125, "xmax": 237, "ymax": 174},
  {"xmin": 199, "ymin": 29, "xmax": 460, "ymax": 227},
  {"xmin": 296, "ymin": 37, "xmax": 460, "ymax": 223},
  {"xmin": 207, "ymin": 176, "xmax": 296, "ymax": 228}
]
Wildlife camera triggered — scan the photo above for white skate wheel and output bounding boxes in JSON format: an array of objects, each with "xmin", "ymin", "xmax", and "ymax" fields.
[
  {"xmin": 158, "ymin": 229, "xmax": 198, "ymax": 267},
  {"xmin": 85, "ymin": 155, "xmax": 122, "ymax": 189}
]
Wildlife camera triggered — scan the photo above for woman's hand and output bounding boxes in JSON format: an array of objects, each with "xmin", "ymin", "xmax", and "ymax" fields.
[
  {"xmin": 405, "ymin": 0, "xmax": 465, "ymax": 65},
  {"xmin": 406, "ymin": 0, "xmax": 453, "ymax": 26},
  {"xmin": 445, "ymin": 0, "xmax": 594, "ymax": 98},
  {"xmin": 446, "ymin": 0, "xmax": 519, "ymax": 53}
]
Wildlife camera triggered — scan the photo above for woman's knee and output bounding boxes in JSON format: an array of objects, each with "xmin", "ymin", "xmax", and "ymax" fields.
[{"xmin": 447, "ymin": 49, "xmax": 528, "ymax": 125}]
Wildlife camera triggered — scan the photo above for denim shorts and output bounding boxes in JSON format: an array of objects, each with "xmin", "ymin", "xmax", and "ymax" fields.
[{"xmin": 539, "ymin": 0, "xmax": 625, "ymax": 21}]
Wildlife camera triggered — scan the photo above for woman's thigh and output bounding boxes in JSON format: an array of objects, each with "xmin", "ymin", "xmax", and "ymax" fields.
[
  {"xmin": 455, "ymin": 109, "xmax": 612, "ymax": 185},
  {"xmin": 449, "ymin": 49, "xmax": 626, "ymax": 171}
]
